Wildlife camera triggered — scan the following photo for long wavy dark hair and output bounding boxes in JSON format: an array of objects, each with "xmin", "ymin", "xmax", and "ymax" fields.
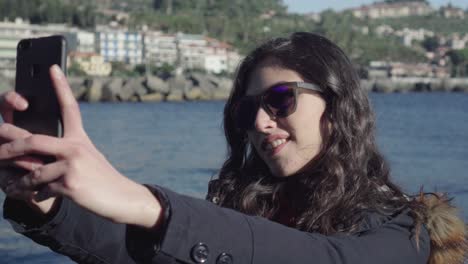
[{"xmin": 207, "ymin": 32, "xmax": 424, "ymax": 235}]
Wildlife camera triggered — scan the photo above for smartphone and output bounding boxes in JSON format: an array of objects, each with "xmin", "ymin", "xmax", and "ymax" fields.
[{"xmin": 13, "ymin": 35, "xmax": 67, "ymax": 138}]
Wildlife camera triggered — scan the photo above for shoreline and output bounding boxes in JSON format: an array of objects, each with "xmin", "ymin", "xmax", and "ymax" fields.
[{"xmin": 1, "ymin": 75, "xmax": 467, "ymax": 102}]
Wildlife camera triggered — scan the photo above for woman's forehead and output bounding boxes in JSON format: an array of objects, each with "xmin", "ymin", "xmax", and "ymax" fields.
[{"xmin": 246, "ymin": 63, "xmax": 304, "ymax": 96}]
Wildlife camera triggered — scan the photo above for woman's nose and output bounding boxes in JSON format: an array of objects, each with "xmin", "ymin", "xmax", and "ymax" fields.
[{"xmin": 253, "ymin": 107, "xmax": 277, "ymax": 132}]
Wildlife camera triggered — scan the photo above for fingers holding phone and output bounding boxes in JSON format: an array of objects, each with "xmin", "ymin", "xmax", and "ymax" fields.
[
  {"xmin": 0, "ymin": 91, "xmax": 29, "ymax": 123},
  {"xmin": 0, "ymin": 36, "xmax": 67, "ymax": 215}
]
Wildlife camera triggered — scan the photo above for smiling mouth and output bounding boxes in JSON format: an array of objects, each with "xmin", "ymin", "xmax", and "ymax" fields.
[
  {"xmin": 265, "ymin": 138, "xmax": 286, "ymax": 150},
  {"xmin": 261, "ymin": 138, "xmax": 289, "ymax": 155}
]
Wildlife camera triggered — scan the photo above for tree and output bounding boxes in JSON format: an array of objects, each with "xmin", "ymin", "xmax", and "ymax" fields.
[
  {"xmin": 447, "ymin": 49, "xmax": 468, "ymax": 77},
  {"xmin": 68, "ymin": 62, "xmax": 87, "ymax": 77},
  {"xmin": 422, "ymin": 36, "xmax": 439, "ymax": 52}
]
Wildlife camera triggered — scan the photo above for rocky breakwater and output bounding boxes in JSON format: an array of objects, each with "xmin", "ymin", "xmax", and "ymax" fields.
[
  {"xmin": 68, "ymin": 73, "xmax": 233, "ymax": 102},
  {"xmin": 361, "ymin": 77, "xmax": 468, "ymax": 93},
  {"xmin": 2, "ymin": 76, "xmax": 468, "ymax": 100}
]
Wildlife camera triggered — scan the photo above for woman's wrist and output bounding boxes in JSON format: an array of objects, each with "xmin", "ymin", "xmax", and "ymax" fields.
[
  {"xmin": 128, "ymin": 183, "xmax": 163, "ymax": 229},
  {"xmin": 27, "ymin": 197, "xmax": 59, "ymax": 216}
]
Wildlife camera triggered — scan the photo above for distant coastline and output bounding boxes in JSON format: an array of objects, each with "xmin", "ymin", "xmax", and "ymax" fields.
[{"xmin": 1, "ymin": 75, "xmax": 467, "ymax": 102}]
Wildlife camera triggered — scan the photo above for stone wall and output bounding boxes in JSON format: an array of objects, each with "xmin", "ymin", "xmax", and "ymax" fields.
[
  {"xmin": 362, "ymin": 78, "xmax": 468, "ymax": 93},
  {"xmin": 1, "ymin": 76, "xmax": 467, "ymax": 101},
  {"xmin": 68, "ymin": 73, "xmax": 233, "ymax": 102}
]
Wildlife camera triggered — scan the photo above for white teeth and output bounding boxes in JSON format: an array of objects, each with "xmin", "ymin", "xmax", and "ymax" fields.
[{"xmin": 267, "ymin": 139, "xmax": 286, "ymax": 150}]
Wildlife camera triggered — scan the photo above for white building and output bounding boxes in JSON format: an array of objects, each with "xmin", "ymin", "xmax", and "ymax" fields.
[
  {"xmin": 177, "ymin": 33, "xmax": 208, "ymax": 70},
  {"xmin": 68, "ymin": 52, "xmax": 112, "ymax": 76},
  {"xmin": 449, "ymin": 34, "xmax": 468, "ymax": 50},
  {"xmin": 96, "ymin": 26, "xmax": 143, "ymax": 65},
  {"xmin": 143, "ymin": 31, "xmax": 177, "ymax": 66},
  {"xmin": 349, "ymin": 1, "xmax": 433, "ymax": 19},
  {"xmin": 143, "ymin": 32, "xmax": 242, "ymax": 74},
  {"xmin": 393, "ymin": 28, "xmax": 434, "ymax": 47},
  {"xmin": 204, "ymin": 37, "xmax": 242, "ymax": 74},
  {"xmin": 0, "ymin": 18, "xmax": 97, "ymax": 77},
  {"xmin": 0, "ymin": 18, "xmax": 61, "ymax": 77},
  {"xmin": 440, "ymin": 4, "xmax": 465, "ymax": 19},
  {"xmin": 75, "ymin": 31, "xmax": 96, "ymax": 53}
]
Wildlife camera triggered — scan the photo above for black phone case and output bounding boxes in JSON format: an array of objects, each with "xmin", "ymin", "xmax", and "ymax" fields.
[{"xmin": 13, "ymin": 35, "xmax": 67, "ymax": 138}]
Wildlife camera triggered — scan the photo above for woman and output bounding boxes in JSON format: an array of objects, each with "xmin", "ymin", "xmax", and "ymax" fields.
[{"xmin": 0, "ymin": 32, "xmax": 466, "ymax": 264}]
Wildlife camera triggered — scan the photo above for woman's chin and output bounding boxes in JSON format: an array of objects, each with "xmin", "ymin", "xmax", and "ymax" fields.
[{"xmin": 269, "ymin": 166, "xmax": 297, "ymax": 178}]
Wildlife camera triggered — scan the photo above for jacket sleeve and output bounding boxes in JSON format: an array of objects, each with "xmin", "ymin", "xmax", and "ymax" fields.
[
  {"xmin": 4, "ymin": 183, "xmax": 431, "ymax": 264},
  {"xmin": 126, "ymin": 185, "xmax": 431, "ymax": 264},
  {"xmin": 3, "ymin": 197, "xmax": 137, "ymax": 264}
]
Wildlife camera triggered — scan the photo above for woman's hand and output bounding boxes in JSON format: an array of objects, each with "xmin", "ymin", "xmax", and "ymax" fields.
[
  {"xmin": 0, "ymin": 84, "xmax": 55, "ymax": 214},
  {"xmin": 0, "ymin": 65, "xmax": 162, "ymax": 228}
]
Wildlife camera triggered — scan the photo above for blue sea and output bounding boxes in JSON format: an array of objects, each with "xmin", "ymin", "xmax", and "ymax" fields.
[{"xmin": 1, "ymin": 93, "xmax": 467, "ymax": 263}]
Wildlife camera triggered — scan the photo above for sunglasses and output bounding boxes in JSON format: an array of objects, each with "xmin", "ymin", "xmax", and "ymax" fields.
[{"xmin": 233, "ymin": 82, "xmax": 322, "ymax": 131}]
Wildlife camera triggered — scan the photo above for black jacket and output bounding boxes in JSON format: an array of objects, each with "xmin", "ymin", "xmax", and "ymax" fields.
[{"xmin": 3, "ymin": 184, "xmax": 432, "ymax": 264}]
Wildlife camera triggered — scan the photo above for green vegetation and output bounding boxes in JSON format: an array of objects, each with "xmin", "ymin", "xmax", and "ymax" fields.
[
  {"xmin": 447, "ymin": 48, "xmax": 468, "ymax": 76},
  {"xmin": 370, "ymin": 14, "xmax": 468, "ymax": 34},
  {"xmin": 108, "ymin": 62, "xmax": 176, "ymax": 78},
  {"xmin": 421, "ymin": 36, "xmax": 439, "ymax": 52},
  {"xmin": 68, "ymin": 61, "xmax": 87, "ymax": 77},
  {"xmin": 134, "ymin": 63, "xmax": 174, "ymax": 79},
  {"xmin": 110, "ymin": 62, "xmax": 141, "ymax": 77},
  {"xmin": 0, "ymin": 0, "xmax": 96, "ymax": 28},
  {"xmin": 1, "ymin": 0, "xmax": 467, "ymax": 69},
  {"xmin": 313, "ymin": 11, "xmax": 427, "ymax": 64}
]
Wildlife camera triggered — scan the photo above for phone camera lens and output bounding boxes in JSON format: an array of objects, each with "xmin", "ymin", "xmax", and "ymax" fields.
[{"xmin": 18, "ymin": 40, "xmax": 32, "ymax": 50}]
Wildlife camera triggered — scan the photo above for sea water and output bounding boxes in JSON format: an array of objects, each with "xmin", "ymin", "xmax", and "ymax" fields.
[{"xmin": 0, "ymin": 92, "xmax": 467, "ymax": 263}]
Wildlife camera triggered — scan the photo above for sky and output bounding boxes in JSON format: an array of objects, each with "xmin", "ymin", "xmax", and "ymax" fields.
[{"xmin": 283, "ymin": 0, "xmax": 468, "ymax": 13}]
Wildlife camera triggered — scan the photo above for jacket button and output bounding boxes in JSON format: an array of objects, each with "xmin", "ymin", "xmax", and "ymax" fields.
[
  {"xmin": 216, "ymin": 253, "xmax": 233, "ymax": 264},
  {"xmin": 191, "ymin": 243, "xmax": 209, "ymax": 263},
  {"xmin": 211, "ymin": 196, "xmax": 220, "ymax": 204}
]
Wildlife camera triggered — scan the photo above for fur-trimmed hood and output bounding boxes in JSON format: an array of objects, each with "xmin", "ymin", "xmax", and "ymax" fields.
[{"xmin": 417, "ymin": 193, "xmax": 467, "ymax": 264}]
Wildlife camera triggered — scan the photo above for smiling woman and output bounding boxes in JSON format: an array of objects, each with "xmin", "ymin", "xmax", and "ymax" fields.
[
  {"xmin": 243, "ymin": 64, "xmax": 327, "ymax": 177},
  {"xmin": 0, "ymin": 33, "xmax": 466, "ymax": 264}
]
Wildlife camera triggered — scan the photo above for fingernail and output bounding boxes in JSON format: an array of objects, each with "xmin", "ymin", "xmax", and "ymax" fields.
[
  {"xmin": 19, "ymin": 100, "xmax": 28, "ymax": 109},
  {"xmin": 13, "ymin": 94, "xmax": 28, "ymax": 110},
  {"xmin": 52, "ymin": 65, "xmax": 64, "ymax": 78}
]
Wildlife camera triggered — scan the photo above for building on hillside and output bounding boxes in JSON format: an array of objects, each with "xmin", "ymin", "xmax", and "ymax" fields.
[
  {"xmin": 68, "ymin": 52, "xmax": 112, "ymax": 76},
  {"xmin": 177, "ymin": 34, "xmax": 241, "ymax": 74},
  {"xmin": 396, "ymin": 28, "xmax": 434, "ymax": 47},
  {"xmin": 0, "ymin": 18, "xmax": 97, "ymax": 77},
  {"xmin": 259, "ymin": 10, "xmax": 277, "ymax": 20},
  {"xmin": 449, "ymin": 34, "xmax": 468, "ymax": 50},
  {"xmin": 349, "ymin": 1, "xmax": 433, "ymax": 19},
  {"xmin": 96, "ymin": 25, "xmax": 143, "ymax": 65},
  {"xmin": 367, "ymin": 61, "xmax": 391, "ymax": 79},
  {"xmin": 389, "ymin": 62, "xmax": 449, "ymax": 78},
  {"xmin": 440, "ymin": 4, "xmax": 465, "ymax": 19},
  {"xmin": 143, "ymin": 31, "xmax": 178, "ymax": 67},
  {"xmin": 375, "ymin": 24, "xmax": 395, "ymax": 36},
  {"xmin": 304, "ymin": 12, "xmax": 321, "ymax": 22},
  {"xmin": 433, "ymin": 65, "xmax": 450, "ymax": 78},
  {"xmin": 367, "ymin": 61, "xmax": 449, "ymax": 78},
  {"xmin": 74, "ymin": 31, "xmax": 96, "ymax": 53},
  {"xmin": 204, "ymin": 37, "xmax": 242, "ymax": 74},
  {"xmin": 143, "ymin": 32, "xmax": 242, "ymax": 74},
  {"xmin": 0, "ymin": 19, "xmax": 30, "ymax": 77},
  {"xmin": 374, "ymin": 24, "xmax": 435, "ymax": 47},
  {"xmin": 177, "ymin": 33, "xmax": 208, "ymax": 70}
]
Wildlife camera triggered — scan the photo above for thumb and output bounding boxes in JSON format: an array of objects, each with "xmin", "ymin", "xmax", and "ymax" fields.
[{"xmin": 49, "ymin": 65, "xmax": 86, "ymax": 138}]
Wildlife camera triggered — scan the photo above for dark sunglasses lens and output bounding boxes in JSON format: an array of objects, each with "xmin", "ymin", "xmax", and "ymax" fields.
[
  {"xmin": 264, "ymin": 85, "xmax": 295, "ymax": 117},
  {"xmin": 234, "ymin": 97, "xmax": 258, "ymax": 130}
]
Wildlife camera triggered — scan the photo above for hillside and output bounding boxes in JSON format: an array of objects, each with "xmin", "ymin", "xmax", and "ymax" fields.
[{"xmin": 0, "ymin": 0, "xmax": 467, "ymax": 65}]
